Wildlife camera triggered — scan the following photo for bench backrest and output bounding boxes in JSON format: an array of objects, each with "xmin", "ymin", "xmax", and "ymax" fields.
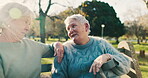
[{"xmin": 118, "ymin": 41, "xmax": 142, "ymax": 78}]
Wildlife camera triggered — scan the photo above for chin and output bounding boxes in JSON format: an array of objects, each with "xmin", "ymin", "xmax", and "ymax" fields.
[{"xmin": 73, "ymin": 37, "xmax": 79, "ymax": 44}]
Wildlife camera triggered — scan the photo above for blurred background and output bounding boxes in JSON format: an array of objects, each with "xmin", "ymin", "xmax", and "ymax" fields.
[{"xmin": 0, "ymin": 0, "xmax": 148, "ymax": 77}]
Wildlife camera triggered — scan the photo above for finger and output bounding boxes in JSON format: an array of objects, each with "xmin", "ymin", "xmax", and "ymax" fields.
[
  {"xmin": 58, "ymin": 57, "xmax": 62, "ymax": 63},
  {"xmin": 58, "ymin": 53, "xmax": 63, "ymax": 63},
  {"xmin": 98, "ymin": 63, "xmax": 102, "ymax": 68},
  {"xmin": 54, "ymin": 48, "xmax": 59, "ymax": 56},
  {"xmin": 93, "ymin": 64, "xmax": 96, "ymax": 75},
  {"xmin": 89, "ymin": 65, "xmax": 93, "ymax": 73},
  {"xmin": 96, "ymin": 64, "xmax": 100, "ymax": 72},
  {"xmin": 57, "ymin": 49, "xmax": 61, "ymax": 63},
  {"xmin": 56, "ymin": 49, "xmax": 60, "ymax": 63},
  {"xmin": 54, "ymin": 52, "xmax": 57, "ymax": 56}
]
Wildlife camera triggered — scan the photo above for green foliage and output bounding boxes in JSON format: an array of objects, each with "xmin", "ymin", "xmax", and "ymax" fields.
[
  {"xmin": 79, "ymin": 1, "xmax": 125, "ymax": 38},
  {"xmin": 140, "ymin": 65, "xmax": 148, "ymax": 78}
]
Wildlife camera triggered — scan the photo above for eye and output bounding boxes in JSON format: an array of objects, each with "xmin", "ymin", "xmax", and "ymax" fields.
[
  {"xmin": 66, "ymin": 24, "xmax": 77, "ymax": 31},
  {"xmin": 67, "ymin": 27, "xmax": 70, "ymax": 31},
  {"xmin": 25, "ymin": 21, "xmax": 31, "ymax": 25},
  {"xmin": 71, "ymin": 24, "xmax": 77, "ymax": 28}
]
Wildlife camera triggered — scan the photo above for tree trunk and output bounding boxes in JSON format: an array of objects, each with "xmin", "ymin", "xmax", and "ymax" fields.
[
  {"xmin": 137, "ymin": 38, "xmax": 140, "ymax": 44},
  {"xmin": 115, "ymin": 37, "xmax": 119, "ymax": 44},
  {"xmin": 40, "ymin": 14, "xmax": 46, "ymax": 43},
  {"xmin": 38, "ymin": 0, "xmax": 52, "ymax": 43},
  {"xmin": 139, "ymin": 50, "xmax": 145, "ymax": 58}
]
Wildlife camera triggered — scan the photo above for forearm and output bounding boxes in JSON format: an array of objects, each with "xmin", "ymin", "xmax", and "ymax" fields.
[{"xmin": 102, "ymin": 54, "xmax": 131, "ymax": 75}]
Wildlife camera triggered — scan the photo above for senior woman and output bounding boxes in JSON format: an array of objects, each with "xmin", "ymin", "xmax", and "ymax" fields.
[
  {"xmin": 52, "ymin": 14, "xmax": 131, "ymax": 78},
  {"xmin": 0, "ymin": 2, "xmax": 64, "ymax": 78}
]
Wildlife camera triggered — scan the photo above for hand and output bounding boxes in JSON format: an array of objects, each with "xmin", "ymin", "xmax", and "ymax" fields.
[
  {"xmin": 53, "ymin": 42, "xmax": 64, "ymax": 63},
  {"xmin": 89, "ymin": 54, "xmax": 111, "ymax": 75}
]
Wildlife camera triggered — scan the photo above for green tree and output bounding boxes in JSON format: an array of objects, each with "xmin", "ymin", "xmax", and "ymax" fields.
[
  {"xmin": 37, "ymin": 0, "xmax": 53, "ymax": 43},
  {"xmin": 79, "ymin": 0, "xmax": 125, "ymax": 43}
]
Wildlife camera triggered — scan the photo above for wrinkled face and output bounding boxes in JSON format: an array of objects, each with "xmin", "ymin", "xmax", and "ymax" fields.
[
  {"xmin": 9, "ymin": 16, "xmax": 31, "ymax": 40},
  {"xmin": 66, "ymin": 19, "xmax": 89, "ymax": 43}
]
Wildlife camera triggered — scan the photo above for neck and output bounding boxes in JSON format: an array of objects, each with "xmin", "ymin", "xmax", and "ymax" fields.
[
  {"xmin": 0, "ymin": 32, "xmax": 21, "ymax": 42},
  {"xmin": 74, "ymin": 36, "xmax": 90, "ymax": 45}
]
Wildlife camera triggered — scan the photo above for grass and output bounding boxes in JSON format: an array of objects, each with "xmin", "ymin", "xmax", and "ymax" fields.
[
  {"xmin": 137, "ymin": 55, "xmax": 148, "ymax": 78},
  {"xmin": 41, "ymin": 58, "xmax": 54, "ymax": 64},
  {"xmin": 140, "ymin": 65, "xmax": 148, "ymax": 78},
  {"xmin": 134, "ymin": 44, "xmax": 148, "ymax": 53},
  {"xmin": 109, "ymin": 40, "xmax": 148, "ymax": 53}
]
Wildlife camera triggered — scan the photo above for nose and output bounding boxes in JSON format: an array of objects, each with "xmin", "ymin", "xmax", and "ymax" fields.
[
  {"xmin": 69, "ymin": 27, "xmax": 76, "ymax": 32},
  {"xmin": 68, "ymin": 28, "xmax": 76, "ymax": 37},
  {"xmin": 24, "ymin": 25, "xmax": 30, "ymax": 32},
  {"xmin": 68, "ymin": 28, "xmax": 75, "ymax": 34}
]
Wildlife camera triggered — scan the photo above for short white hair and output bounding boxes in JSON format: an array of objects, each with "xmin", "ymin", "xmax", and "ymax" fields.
[
  {"xmin": 0, "ymin": 2, "xmax": 34, "ymax": 28},
  {"xmin": 64, "ymin": 14, "xmax": 90, "ymax": 32}
]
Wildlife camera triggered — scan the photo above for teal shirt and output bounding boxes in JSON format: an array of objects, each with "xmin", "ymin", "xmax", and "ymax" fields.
[
  {"xmin": 52, "ymin": 36, "xmax": 130, "ymax": 78},
  {"xmin": 0, "ymin": 38, "xmax": 54, "ymax": 78}
]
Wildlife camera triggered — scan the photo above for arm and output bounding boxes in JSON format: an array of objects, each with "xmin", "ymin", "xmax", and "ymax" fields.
[
  {"xmin": 0, "ymin": 58, "xmax": 4, "ymax": 78},
  {"xmin": 52, "ymin": 54, "xmax": 68, "ymax": 78},
  {"xmin": 42, "ymin": 42, "xmax": 64, "ymax": 63},
  {"xmin": 102, "ymin": 40, "xmax": 131, "ymax": 75},
  {"xmin": 53, "ymin": 42, "xmax": 64, "ymax": 63},
  {"xmin": 42, "ymin": 43, "xmax": 54, "ymax": 58},
  {"xmin": 89, "ymin": 40, "xmax": 131, "ymax": 76}
]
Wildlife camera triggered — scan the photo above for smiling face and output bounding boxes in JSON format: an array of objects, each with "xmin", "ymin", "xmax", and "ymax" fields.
[
  {"xmin": 9, "ymin": 16, "xmax": 31, "ymax": 40},
  {"xmin": 66, "ymin": 19, "xmax": 89, "ymax": 45}
]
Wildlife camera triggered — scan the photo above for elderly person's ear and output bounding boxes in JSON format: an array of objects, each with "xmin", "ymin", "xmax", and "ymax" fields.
[{"xmin": 84, "ymin": 23, "xmax": 89, "ymax": 32}]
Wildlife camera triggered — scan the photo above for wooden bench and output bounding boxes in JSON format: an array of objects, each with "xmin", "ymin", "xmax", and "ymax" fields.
[{"xmin": 118, "ymin": 41, "xmax": 142, "ymax": 78}]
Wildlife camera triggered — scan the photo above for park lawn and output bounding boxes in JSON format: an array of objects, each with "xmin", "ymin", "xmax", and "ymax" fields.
[
  {"xmin": 137, "ymin": 55, "xmax": 148, "ymax": 78},
  {"xmin": 134, "ymin": 44, "xmax": 148, "ymax": 53},
  {"xmin": 109, "ymin": 40, "xmax": 148, "ymax": 53},
  {"xmin": 140, "ymin": 65, "xmax": 148, "ymax": 78}
]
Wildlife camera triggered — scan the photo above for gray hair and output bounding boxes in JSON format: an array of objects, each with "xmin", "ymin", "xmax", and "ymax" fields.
[
  {"xmin": 64, "ymin": 14, "xmax": 90, "ymax": 33},
  {"xmin": 0, "ymin": 2, "xmax": 34, "ymax": 28}
]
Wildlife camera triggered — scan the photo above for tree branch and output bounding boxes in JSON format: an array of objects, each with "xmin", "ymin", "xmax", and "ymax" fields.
[
  {"xmin": 45, "ymin": 0, "xmax": 52, "ymax": 14},
  {"xmin": 39, "ymin": 0, "xmax": 45, "ymax": 16}
]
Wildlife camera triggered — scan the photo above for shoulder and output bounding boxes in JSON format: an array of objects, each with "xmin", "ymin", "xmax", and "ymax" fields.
[
  {"xmin": 22, "ymin": 38, "xmax": 36, "ymax": 44},
  {"xmin": 22, "ymin": 38, "xmax": 48, "ymax": 46},
  {"xmin": 89, "ymin": 36, "xmax": 108, "ymax": 44},
  {"xmin": 63, "ymin": 40, "xmax": 73, "ymax": 47}
]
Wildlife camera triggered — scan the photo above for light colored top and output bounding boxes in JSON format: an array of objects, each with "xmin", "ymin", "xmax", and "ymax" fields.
[
  {"xmin": 52, "ymin": 36, "xmax": 130, "ymax": 78},
  {"xmin": 0, "ymin": 38, "xmax": 54, "ymax": 78}
]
